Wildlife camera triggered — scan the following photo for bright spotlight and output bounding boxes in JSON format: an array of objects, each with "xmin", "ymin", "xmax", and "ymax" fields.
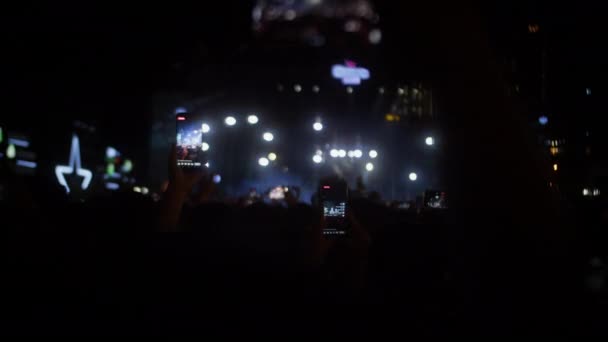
[
  {"xmin": 409, "ymin": 172, "xmax": 418, "ymax": 181},
  {"xmin": 330, "ymin": 149, "xmax": 339, "ymax": 158},
  {"xmin": 425, "ymin": 137, "xmax": 434, "ymax": 146},
  {"xmin": 225, "ymin": 116, "xmax": 237, "ymax": 126},
  {"xmin": 258, "ymin": 157, "xmax": 269, "ymax": 167},
  {"xmin": 247, "ymin": 115, "xmax": 259, "ymax": 125},
  {"xmin": 313, "ymin": 122, "xmax": 323, "ymax": 131},
  {"xmin": 338, "ymin": 149, "xmax": 347, "ymax": 158},
  {"xmin": 369, "ymin": 150, "xmax": 378, "ymax": 158},
  {"xmin": 202, "ymin": 142, "xmax": 210, "ymax": 151},
  {"xmin": 263, "ymin": 132, "xmax": 274, "ymax": 142},
  {"xmin": 353, "ymin": 149, "xmax": 363, "ymax": 158},
  {"xmin": 268, "ymin": 152, "xmax": 277, "ymax": 161},
  {"xmin": 366, "ymin": 162, "xmax": 374, "ymax": 171},
  {"xmin": 312, "ymin": 155, "xmax": 323, "ymax": 164},
  {"xmin": 201, "ymin": 123, "xmax": 210, "ymax": 133}
]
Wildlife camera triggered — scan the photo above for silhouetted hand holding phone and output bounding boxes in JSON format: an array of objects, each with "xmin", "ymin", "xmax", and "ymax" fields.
[{"xmin": 159, "ymin": 144, "xmax": 204, "ymax": 231}]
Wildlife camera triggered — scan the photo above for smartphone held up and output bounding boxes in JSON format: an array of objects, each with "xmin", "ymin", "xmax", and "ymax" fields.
[
  {"xmin": 319, "ymin": 180, "xmax": 349, "ymax": 236},
  {"xmin": 176, "ymin": 114, "xmax": 207, "ymax": 169}
]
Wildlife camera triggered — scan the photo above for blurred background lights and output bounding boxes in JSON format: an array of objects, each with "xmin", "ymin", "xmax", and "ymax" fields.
[
  {"xmin": 366, "ymin": 162, "xmax": 374, "ymax": 171},
  {"xmin": 368, "ymin": 29, "xmax": 382, "ymax": 44},
  {"xmin": 202, "ymin": 142, "xmax": 210, "ymax": 151},
  {"xmin": 409, "ymin": 172, "xmax": 418, "ymax": 181},
  {"xmin": 353, "ymin": 149, "xmax": 363, "ymax": 158},
  {"xmin": 330, "ymin": 149, "xmax": 339, "ymax": 158},
  {"xmin": 425, "ymin": 136, "xmax": 434, "ymax": 146},
  {"xmin": 268, "ymin": 152, "xmax": 277, "ymax": 161},
  {"xmin": 313, "ymin": 122, "xmax": 323, "ymax": 131},
  {"xmin": 201, "ymin": 123, "xmax": 211, "ymax": 133},
  {"xmin": 225, "ymin": 116, "xmax": 237, "ymax": 126},
  {"xmin": 121, "ymin": 159, "xmax": 133, "ymax": 173},
  {"xmin": 312, "ymin": 154, "xmax": 323, "ymax": 164},
  {"xmin": 263, "ymin": 132, "xmax": 274, "ymax": 142},
  {"xmin": 247, "ymin": 115, "xmax": 259, "ymax": 125},
  {"xmin": 6, "ymin": 144, "xmax": 16, "ymax": 159},
  {"xmin": 338, "ymin": 149, "xmax": 347, "ymax": 158},
  {"xmin": 106, "ymin": 146, "xmax": 119, "ymax": 159},
  {"xmin": 258, "ymin": 157, "xmax": 269, "ymax": 167},
  {"xmin": 369, "ymin": 150, "xmax": 378, "ymax": 158},
  {"xmin": 538, "ymin": 116, "xmax": 548, "ymax": 125}
]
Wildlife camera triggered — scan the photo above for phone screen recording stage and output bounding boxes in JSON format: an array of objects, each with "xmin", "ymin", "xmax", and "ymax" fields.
[{"xmin": 176, "ymin": 115, "xmax": 205, "ymax": 168}]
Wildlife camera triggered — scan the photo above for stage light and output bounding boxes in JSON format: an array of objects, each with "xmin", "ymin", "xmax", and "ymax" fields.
[
  {"xmin": 202, "ymin": 142, "xmax": 210, "ymax": 151},
  {"xmin": 313, "ymin": 155, "xmax": 323, "ymax": 164},
  {"xmin": 313, "ymin": 122, "xmax": 323, "ymax": 131},
  {"xmin": 366, "ymin": 162, "xmax": 374, "ymax": 171},
  {"xmin": 425, "ymin": 137, "xmax": 434, "ymax": 146},
  {"xmin": 338, "ymin": 149, "xmax": 347, "ymax": 158},
  {"xmin": 268, "ymin": 152, "xmax": 277, "ymax": 161},
  {"xmin": 225, "ymin": 116, "xmax": 237, "ymax": 126},
  {"xmin": 202, "ymin": 123, "xmax": 210, "ymax": 133},
  {"xmin": 247, "ymin": 115, "xmax": 259, "ymax": 125},
  {"xmin": 369, "ymin": 150, "xmax": 378, "ymax": 158},
  {"xmin": 330, "ymin": 149, "xmax": 339, "ymax": 158},
  {"xmin": 353, "ymin": 149, "xmax": 363, "ymax": 158},
  {"xmin": 263, "ymin": 132, "xmax": 274, "ymax": 142},
  {"xmin": 409, "ymin": 172, "xmax": 418, "ymax": 181},
  {"xmin": 258, "ymin": 157, "xmax": 269, "ymax": 167}
]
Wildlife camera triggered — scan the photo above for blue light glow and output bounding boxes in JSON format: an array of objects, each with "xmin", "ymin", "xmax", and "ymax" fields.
[{"xmin": 16, "ymin": 160, "xmax": 37, "ymax": 169}]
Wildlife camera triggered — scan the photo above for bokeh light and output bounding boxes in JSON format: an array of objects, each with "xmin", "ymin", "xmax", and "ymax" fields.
[
  {"xmin": 263, "ymin": 132, "xmax": 274, "ymax": 142},
  {"xmin": 225, "ymin": 116, "xmax": 237, "ymax": 126}
]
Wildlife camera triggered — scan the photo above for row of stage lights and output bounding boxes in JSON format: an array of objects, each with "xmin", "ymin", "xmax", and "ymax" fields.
[{"xmin": 187, "ymin": 112, "xmax": 430, "ymax": 181}]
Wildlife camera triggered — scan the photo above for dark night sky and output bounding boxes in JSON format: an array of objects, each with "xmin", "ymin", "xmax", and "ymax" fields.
[{"xmin": 1, "ymin": 1, "xmax": 605, "ymax": 146}]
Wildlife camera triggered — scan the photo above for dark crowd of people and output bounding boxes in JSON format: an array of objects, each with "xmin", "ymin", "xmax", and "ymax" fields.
[{"xmin": 1, "ymin": 147, "xmax": 607, "ymax": 337}]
